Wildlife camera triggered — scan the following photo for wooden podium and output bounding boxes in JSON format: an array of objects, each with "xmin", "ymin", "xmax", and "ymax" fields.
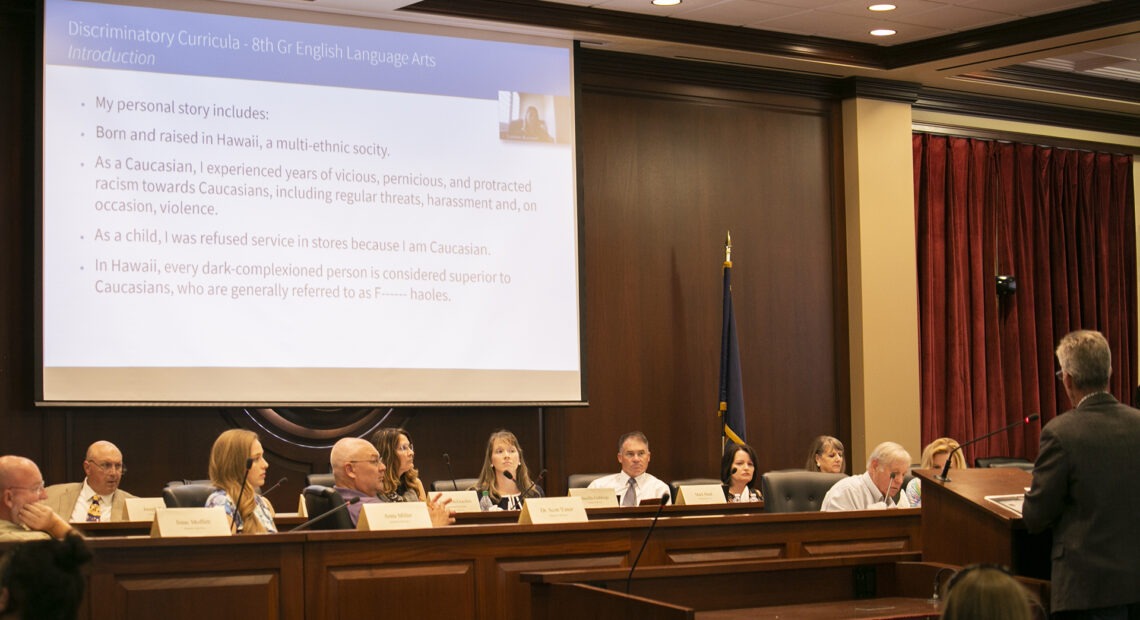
[{"xmin": 916, "ymin": 468, "xmax": 1050, "ymax": 579}]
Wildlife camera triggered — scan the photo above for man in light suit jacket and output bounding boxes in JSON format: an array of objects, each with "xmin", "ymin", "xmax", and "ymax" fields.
[
  {"xmin": 45, "ymin": 441, "xmax": 136, "ymax": 522},
  {"xmin": 1023, "ymin": 330, "xmax": 1140, "ymax": 619}
]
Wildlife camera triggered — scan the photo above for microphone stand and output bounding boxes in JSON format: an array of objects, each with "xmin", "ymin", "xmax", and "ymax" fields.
[
  {"xmin": 290, "ymin": 495, "xmax": 360, "ymax": 532},
  {"xmin": 230, "ymin": 457, "xmax": 254, "ymax": 532},
  {"xmin": 938, "ymin": 414, "xmax": 1040, "ymax": 482},
  {"xmin": 443, "ymin": 453, "xmax": 460, "ymax": 492},
  {"xmin": 625, "ymin": 491, "xmax": 670, "ymax": 594}
]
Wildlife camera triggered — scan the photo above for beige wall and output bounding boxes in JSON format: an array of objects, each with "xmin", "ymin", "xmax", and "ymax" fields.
[{"xmin": 843, "ymin": 97, "xmax": 923, "ymax": 468}]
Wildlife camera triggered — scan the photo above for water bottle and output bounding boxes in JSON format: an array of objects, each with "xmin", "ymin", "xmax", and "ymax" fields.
[{"xmin": 479, "ymin": 490, "xmax": 493, "ymax": 512}]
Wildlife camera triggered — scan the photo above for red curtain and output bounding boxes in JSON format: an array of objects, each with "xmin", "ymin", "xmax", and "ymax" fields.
[{"xmin": 914, "ymin": 133, "xmax": 1136, "ymax": 462}]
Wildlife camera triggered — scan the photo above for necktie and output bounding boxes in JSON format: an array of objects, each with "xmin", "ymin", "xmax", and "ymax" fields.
[
  {"xmin": 87, "ymin": 495, "xmax": 103, "ymax": 522},
  {"xmin": 622, "ymin": 477, "xmax": 637, "ymax": 507}
]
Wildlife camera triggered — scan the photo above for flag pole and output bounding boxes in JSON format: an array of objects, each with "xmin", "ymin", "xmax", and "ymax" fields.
[{"xmin": 719, "ymin": 231, "xmax": 732, "ymax": 450}]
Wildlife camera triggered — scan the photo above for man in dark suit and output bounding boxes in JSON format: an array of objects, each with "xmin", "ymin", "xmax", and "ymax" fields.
[{"xmin": 1023, "ymin": 330, "xmax": 1140, "ymax": 619}]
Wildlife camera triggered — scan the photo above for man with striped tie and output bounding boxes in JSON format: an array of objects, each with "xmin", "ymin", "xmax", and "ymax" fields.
[{"xmin": 45, "ymin": 441, "xmax": 136, "ymax": 522}]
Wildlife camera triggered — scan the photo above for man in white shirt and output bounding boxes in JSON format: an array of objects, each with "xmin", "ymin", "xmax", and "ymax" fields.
[
  {"xmin": 820, "ymin": 441, "xmax": 911, "ymax": 511},
  {"xmin": 588, "ymin": 431, "xmax": 672, "ymax": 506},
  {"xmin": 44, "ymin": 441, "xmax": 136, "ymax": 522}
]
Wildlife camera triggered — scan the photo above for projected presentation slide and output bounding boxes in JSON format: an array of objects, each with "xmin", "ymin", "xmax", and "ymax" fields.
[{"xmin": 41, "ymin": 0, "xmax": 581, "ymax": 404}]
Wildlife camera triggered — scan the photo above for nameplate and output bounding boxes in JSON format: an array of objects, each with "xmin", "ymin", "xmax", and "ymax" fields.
[
  {"xmin": 518, "ymin": 496, "xmax": 587, "ymax": 525},
  {"xmin": 150, "ymin": 507, "xmax": 230, "ymax": 538},
  {"xmin": 675, "ymin": 484, "xmax": 727, "ymax": 505},
  {"xmin": 125, "ymin": 497, "xmax": 167, "ymax": 521},
  {"xmin": 357, "ymin": 502, "xmax": 433, "ymax": 530},
  {"xmin": 568, "ymin": 487, "xmax": 619, "ymax": 508},
  {"xmin": 297, "ymin": 494, "xmax": 308, "ymax": 518},
  {"xmin": 435, "ymin": 490, "xmax": 480, "ymax": 513}
]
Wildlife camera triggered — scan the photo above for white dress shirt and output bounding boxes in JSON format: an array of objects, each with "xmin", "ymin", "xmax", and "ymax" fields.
[
  {"xmin": 588, "ymin": 471, "xmax": 672, "ymax": 505},
  {"xmin": 69, "ymin": 480, "xmax": 116, "ymax": 523},
  {"xmin": 820, "ymin": 471, "xmax": 910, "ymax": 512}
]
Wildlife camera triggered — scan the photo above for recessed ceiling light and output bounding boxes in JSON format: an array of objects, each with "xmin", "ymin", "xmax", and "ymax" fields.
[
  {"xmin": 870, "ymin": 28, "xmax": 897, "ymax": 36},
  {"xmin": 869, "ymin": 4, "xmax": 896, "ymax": 11},
  {"xmin": 652, "ymin": 0, "xmax": 681, "ymax": 6}
]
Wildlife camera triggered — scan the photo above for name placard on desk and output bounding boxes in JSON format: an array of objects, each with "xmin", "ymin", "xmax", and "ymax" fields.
[
  {"xmin": 675, "ymin": 485, "xmax": 727, "ymax": 505},
  {"xmin": 150, "ymin": 507, "xmax": 230, "ymax": 538},
  {"xmin": 435, "ymin": 490, "xmax": 481, "ymax": 513},
  {"xmin": 518, "ymin": 496, "xmax": 587, "ymax": 525},
  {"xmin": 124, "ymin": 497, "xmax": 167, "ymax": 521},
  {"xmin": 568, "ymin": 487, "xmax": 619, "ymax": 508},
  {"xmin": 357, "ymin": 502, "xmax": 433, "ymax": 530}
]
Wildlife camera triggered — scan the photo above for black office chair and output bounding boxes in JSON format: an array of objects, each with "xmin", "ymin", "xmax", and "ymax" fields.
[
  {"xmin": 670, "ymin": 478, "xmax": 724, "ymax": 504},
  {"xmin": 566, "ymin": 473, "xmax": 608, "ymax": 489},
  {"xmin": 164, "ymin": 479, "xmax": 211, "ymax": 488},
  {"xmin": 976, "ymin": 456, "xmax": 1034, "ymax": 471},
  {"xmin": 759, "ymin": 471, "xmax": 847, "ymax": 513},
  {"xmin": 301, "ymin": 485, "xmax": 355, "ymax": 530},
  {"xmin": 162, "ymin": 483, "xmax": 217, "ymax": 508},
  {"xmin": 306, "ymin": 473, "xmax": 335, "ymax": 487},
  {"xmin": 430, "ymin": 478, "xmax": 480, "ymax": 492},
  {"xmin": 971, "ymin": 455, "xmax": 1035, "ymax": 469}
]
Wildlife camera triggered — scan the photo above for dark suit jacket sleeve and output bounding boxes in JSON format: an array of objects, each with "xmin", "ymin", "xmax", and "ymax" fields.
[{"xmin": 1022, "ymin": 424, "xmax": 1068, "ymax": 533}]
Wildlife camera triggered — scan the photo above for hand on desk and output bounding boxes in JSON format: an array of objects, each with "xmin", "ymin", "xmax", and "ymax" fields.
[{"xmin": 428, "ymin": 493, "xmax": 455, "ymax": 526}]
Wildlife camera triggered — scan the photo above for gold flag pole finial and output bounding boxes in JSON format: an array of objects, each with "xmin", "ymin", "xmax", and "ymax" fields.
[{"xmin": 724, "ymin": 231, "xmax": 732, "ymax": 268}]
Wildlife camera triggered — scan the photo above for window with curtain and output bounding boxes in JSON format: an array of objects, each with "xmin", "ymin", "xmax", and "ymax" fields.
[{"xmin": 913, "ymin": 133, "xmax": 1136, "ymax": 462}]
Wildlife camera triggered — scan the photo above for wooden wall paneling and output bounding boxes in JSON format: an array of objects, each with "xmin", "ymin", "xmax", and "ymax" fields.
[
  {"xmin": 324, "ymin": 561, "xmax": 477, "ymax": 618},
  {"xmin": 86, "ymin": 535, "xmax": 306, "ymax": 620}
]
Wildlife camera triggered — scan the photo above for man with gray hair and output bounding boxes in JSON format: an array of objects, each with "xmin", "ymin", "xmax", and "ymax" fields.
[
  {"xmin": 820, "ymin": 441, "xmax": 911, "ymax": 511},
  {"xmin": 1023, "ymin": 330, "xmax": 1140, "ymax": 618}
]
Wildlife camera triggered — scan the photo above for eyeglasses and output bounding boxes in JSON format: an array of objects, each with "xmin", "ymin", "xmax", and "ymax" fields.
[
  {"xmin": 7, "ymin": 483, "xmax": 46, "ymax": 494},
  {"xmin": 349, "ymin": 457, "xmax": 381, "ymax": 466},
  {"xmin": 87, "ymin": 460, "xmax": 126, "ymax": 474},
  {"xmin": 397, "ymin": 444, "xmax": 414, "ymax": 453}
]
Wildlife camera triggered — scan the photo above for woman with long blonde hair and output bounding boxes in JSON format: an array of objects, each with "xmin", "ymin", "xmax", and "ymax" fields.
[
  {"xmin": 371, "ymin": 428, "xmax": 427, "ymax": 503},
  {"xmin": 473, "ymin": 430, "xmax": 542, "ymax": 510},
  {"xmin": 206, "ymin": 429, "xmax": 276, "ymax": 534}
]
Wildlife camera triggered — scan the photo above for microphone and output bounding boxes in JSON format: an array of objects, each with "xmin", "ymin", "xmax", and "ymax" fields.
[
  {"xmin": 260, "ymin": 477, "xmax": 287, "ymax": 496},
  {"xmin": 443, "ymin": 453, "xmax": 460, "ymax": 492},
  {"xmin": 938, "ymin": 414, "xmax": 1040, "ymax": 482},
  {"xmin": 230, "ymin": 457, "xmax": 255, "ymax": 531},
  {"xmin": 289, "ymin": 491, "xmax": 360, "ymax": 531},
  {"xmin": 625, "ymin": 491, "xmax": 671, "ymax": 594},
  {"xmin": 521, "ymin": 469, "xmax": 547, "ymax": 499}
]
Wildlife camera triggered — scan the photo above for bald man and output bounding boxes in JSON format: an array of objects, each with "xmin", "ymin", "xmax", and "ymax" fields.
[
  {"xmin": 329, "ymin": 437, "xmax": 453, "ymax": 527},
  {"xmin": 1, "ymin": 455, "xmax": 73, "ymax": 541},
  {"xmin": 45, "ymin": 441, "xmax": 136, "ymax": 522}
]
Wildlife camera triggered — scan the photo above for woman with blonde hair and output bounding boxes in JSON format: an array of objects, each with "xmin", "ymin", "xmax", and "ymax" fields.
[
  {"xmin": 371, "ymin": 428, "xmax": 427, "ymax": 503},
  {"xmin": 906, "ymin": 437, "xmax": 965, "ymax": 507},
  {"xmin": 473, "ymin": 430, "xmax": 543, "ymax": 510},
  {"xmin": 206, "ymin": 429, "xmax": 276, "ymax": 534},
  {"xmin": 940, "ymin": 564, "xmax": 1037, "ymax": 620}
]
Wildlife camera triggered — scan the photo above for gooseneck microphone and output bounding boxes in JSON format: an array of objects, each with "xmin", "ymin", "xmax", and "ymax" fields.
[
  {"xmin": 290, "ymin": 491, "xmax": 360, "ymax": 532},
  {"xmin": 443, "ymin": 453, "xmax": 459, "ymax": 492},
  {"xmin": 230, "ymin": 457, "xmax": 255, "ymax": 531},
  {"xmin": 260, "ymin": 476, "xmax": 287, "ymax": 497},
  {"xmin": 938, "ymin": 414, "xmax": 1040, "ymax": 482},
  {"xmin": 626, "ymin": 491, "xmax": 671, "ymax": 594},
  {"xmin": 522, "ymin": 469, "xmax": 547, "ymax": 499}
]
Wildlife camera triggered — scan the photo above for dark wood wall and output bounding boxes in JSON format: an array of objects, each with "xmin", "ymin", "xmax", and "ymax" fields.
[{"xmin": 0, "ymin": 3, "xmax": 845, "ymax": 502}]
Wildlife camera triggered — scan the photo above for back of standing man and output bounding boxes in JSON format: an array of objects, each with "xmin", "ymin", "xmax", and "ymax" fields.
[{"xmin": 1022, "ymin": 330, "xmax": 1140, "ymax": 618}]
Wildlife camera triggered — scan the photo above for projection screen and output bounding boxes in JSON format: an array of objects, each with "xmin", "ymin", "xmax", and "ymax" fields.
[{"xmin": 39, "ymin": 0, "xmax": 583, "ymax": 406}]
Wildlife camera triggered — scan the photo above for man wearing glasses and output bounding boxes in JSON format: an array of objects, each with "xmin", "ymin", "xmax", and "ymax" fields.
[
  {"xmin": 329, "ymin": 437, "xmax": 453, "ymax": 527},
  {"xmin": 0, "ymin": 455, "xmax": 73, "ymax": 541},
  {"xmin": 44, "ymin": 441, "xmax": 136, "ymax": 522}
]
